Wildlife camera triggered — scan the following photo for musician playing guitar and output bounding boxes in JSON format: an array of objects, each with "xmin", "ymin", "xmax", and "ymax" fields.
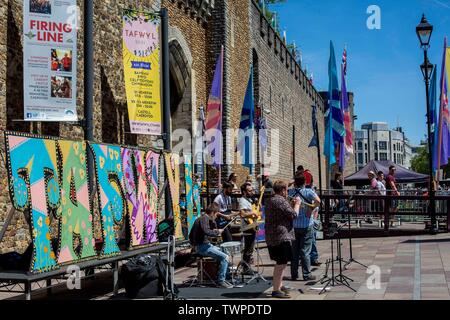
[
  {"xmin": 214, "ymin": 181, "xmax": 240, "ymax": 243},
  {"xmin": 238, "ymin": 182, "xmax": 262, "ymax": 273}
]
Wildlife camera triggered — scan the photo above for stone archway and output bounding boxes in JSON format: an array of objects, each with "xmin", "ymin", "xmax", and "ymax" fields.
[{"xmin": 168, "ymin": 27, "xmax": 194, "ymax": 137}]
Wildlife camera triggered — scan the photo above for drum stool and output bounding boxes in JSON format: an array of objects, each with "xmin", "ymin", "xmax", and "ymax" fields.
[{"xmin": 184, "ymin": 254, "xmax": 218, "ymax": 287}]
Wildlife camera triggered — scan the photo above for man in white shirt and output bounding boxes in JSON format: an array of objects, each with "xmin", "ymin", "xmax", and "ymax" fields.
[{"xmin": 238, "ymin": 183, "xmax": 259, "ymax": 272}]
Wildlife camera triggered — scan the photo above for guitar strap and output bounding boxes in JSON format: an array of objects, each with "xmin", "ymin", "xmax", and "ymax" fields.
[{"xmin": 291, "ymin": 188, "xmax": 313, "ymax": 206}]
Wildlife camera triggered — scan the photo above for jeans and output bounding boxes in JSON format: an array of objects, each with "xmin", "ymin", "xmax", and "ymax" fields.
[
  {"xmin": 197, "ymin": 243, "xmax": 229, "ymax": 283},
  {"xmin": 310, "ymin": 229, "xmax": 319, "ymax": 263},
  {"xmin": 291, "ymin": 226, "xmax": 314, "ymax": 279}
]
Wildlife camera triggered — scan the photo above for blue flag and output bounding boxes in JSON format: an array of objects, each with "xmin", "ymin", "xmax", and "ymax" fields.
[
  {"xmin": 324, "ymin": 41, "xmax": 345, "ymax": 167},
  {"xmin": 237, "ymin": 67, "xmax": 255, "ymax": 170},
  {"xmin": 309, "ymin": 105, "xmax": 318, "ymax": 148},
  {"xmin": 430, "ymin": 67, "xmax": 438, "ymax": 175}
]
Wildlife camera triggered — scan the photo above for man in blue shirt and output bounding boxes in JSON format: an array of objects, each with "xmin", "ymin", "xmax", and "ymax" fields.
[{"xmin": 288, "ymin": 174, "xmax": 321, "ymax": 281}]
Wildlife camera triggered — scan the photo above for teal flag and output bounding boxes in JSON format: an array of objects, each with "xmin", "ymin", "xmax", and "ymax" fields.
[{"xmin": 324, "ymin": 41, "xmax": 344, "ymax": 167}]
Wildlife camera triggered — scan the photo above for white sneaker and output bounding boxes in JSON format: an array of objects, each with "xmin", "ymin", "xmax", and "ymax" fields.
[{"xmin": 218, "ymin": 281, "xmax": 233, "ymax": 289}]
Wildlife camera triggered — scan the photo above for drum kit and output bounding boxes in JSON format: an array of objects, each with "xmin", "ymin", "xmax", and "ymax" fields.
[{"xmin": 213, "ymin": 216, "xmax": 266, "ymax": 287}]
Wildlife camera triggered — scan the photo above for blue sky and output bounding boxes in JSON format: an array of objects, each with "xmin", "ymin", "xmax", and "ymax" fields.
[{"xmin": 269, "ymin": 0, "xmax": 449, "ymax": 146}]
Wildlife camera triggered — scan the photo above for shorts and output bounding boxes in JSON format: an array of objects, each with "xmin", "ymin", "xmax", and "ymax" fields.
[{"xmin": 268, "ymin": 241, "xmax": 293, "ymax": 265}]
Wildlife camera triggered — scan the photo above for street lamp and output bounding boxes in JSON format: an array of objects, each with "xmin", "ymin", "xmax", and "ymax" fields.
[
  {"xmin": 420, "ymin": 58, "xmax": 434, "ymax": 81},
  {"xmin": 416, "ymin": 14, "xmax": 437, "ymax": 234},
  {"xmin": 416, "ymin": 14, "xmax": 433, "ymax": 48}
]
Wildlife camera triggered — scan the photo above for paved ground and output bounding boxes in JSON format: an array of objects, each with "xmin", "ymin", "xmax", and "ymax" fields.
[{"xmin": 2, "ymin": 232, "xmax": 450, "ymax": 300}]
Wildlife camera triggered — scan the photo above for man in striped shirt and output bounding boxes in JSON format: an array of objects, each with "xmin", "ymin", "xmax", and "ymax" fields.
[{"xmin": 289, "ymin": 174, "xmax": 321, "ymax": 281}]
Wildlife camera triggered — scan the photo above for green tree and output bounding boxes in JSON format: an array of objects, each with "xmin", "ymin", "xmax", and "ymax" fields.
[
  {"xmin": 411, "ymin": 145, "xmax": 450, "ymax": 179},
  {"xmin": 411, "ymin": 146, "xmax": 429, "ymax": 174}
]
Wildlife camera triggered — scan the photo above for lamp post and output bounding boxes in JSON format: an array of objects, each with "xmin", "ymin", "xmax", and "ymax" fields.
[{"xmin": 416, "ymin": 14, "xmax": 437, "ymax": 234}]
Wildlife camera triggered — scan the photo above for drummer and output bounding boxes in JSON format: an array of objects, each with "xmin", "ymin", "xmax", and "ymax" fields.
[
  {"xmin": 238, "ymin": 182, "xmax": 259, "ymax": 273},
  {"xmin": 189, "ymin": 203, "xmax": 233, "ymax": 289}
]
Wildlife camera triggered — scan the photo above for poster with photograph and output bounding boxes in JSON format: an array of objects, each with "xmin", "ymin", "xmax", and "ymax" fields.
[
  {"xmin": 123, "ymin": 9, "xmax": 162, "ymax": 135},
  {"xmin": 23, "ymin": 0, "xmax": 77, "ymax": 121}
]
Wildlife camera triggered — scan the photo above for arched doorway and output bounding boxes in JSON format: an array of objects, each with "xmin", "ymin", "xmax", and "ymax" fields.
[{"xmin": 169, "ymin": 40, "xmax": 192, "ymax": 136}]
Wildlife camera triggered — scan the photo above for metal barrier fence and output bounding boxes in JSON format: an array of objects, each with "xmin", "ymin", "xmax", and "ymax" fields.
[
  {"xmin": 198, "ymin": 189, "xmax": 450, "ymax": 234},
  {"xmin": 320, "ymin": 191, "xmax": 450, "ymax": 233}
]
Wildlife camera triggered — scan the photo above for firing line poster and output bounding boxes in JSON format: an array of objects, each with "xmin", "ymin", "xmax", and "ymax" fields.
[
  {"xmin": 123, "ymin": 9, "xmax": 162, "ymax": 135},
  {"xmin": 23, "ymin": 0, "xmax": 78, "ymax": 121}
]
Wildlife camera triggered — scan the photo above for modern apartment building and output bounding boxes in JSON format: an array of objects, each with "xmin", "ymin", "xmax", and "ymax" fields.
[{"xmin": 354, "ymin": 122, "xmax": 413, "ymax": 171}]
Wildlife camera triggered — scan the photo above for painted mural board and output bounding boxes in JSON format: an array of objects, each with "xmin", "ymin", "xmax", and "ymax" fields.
[{"xmin": 4, "ymin": 132, "xmax": 187, "ymax": 272}]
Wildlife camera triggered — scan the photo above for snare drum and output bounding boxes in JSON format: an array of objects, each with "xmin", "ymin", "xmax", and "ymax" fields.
[{"xmin": 219, "ymin": 241, "xmax": 242, "ymax": 256}]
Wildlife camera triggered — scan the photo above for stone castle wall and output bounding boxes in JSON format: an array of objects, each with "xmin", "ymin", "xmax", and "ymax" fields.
[{"xmin": 0, "ymin": 0, "xmax": 341, "ymax": 253}]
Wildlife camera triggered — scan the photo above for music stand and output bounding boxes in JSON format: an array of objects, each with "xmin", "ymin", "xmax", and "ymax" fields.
[
  {"xmin": 343, "ymin": 196, "xmax": 368, "ymax": 269},
  {"xmin": 245, "ymin": 226, "xmax": 267, "ymax": 285},
  {"xmin": 319, "ymin": 223, "xmax": 355, "ymax": 294}
]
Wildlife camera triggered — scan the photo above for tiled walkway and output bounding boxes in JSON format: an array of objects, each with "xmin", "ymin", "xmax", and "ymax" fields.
[
  {"xmin": 2, "ymin": 233, "xmax": 450, "ymax": 300},
  {"xmin": 173, "ymin": 233, "xmax": 450, "ymax": 300}
]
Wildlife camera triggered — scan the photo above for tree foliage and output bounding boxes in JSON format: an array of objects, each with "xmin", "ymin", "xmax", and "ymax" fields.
[
  {"xmin": 411, "ymin": 146, "xmax": 450, "ymax": 179},
  {"xmin": 411, "ymin": 146, "xmax": 429, "ymax": 174}
]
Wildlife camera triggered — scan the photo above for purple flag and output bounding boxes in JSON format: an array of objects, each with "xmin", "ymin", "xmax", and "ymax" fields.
[
  {"xmin": 205, "ymin": 49, "xmax": 223, "ymax": 167},
  {"xmin": 437, "ymin": 38, "xmax": 449, "ymax": 170}
]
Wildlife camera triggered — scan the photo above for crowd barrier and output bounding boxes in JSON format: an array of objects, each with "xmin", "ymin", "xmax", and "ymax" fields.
[{"xmin": 320, "ymin": 192, "xmax": 450, "ymax": 233}]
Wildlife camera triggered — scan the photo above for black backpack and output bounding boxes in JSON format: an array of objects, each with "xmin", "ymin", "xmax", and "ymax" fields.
[
  {"xmin": 157, "ymin": 219, "xmax": 174, "ymax": 243},
  {"xmin": 121, "ymin": 254, "xmax": 179, "ymax": 299}
]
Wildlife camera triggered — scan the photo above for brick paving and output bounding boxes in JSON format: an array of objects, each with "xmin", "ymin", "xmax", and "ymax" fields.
[{"xmin": 2, "ymin": 233, "xmax": 450, "ymax": 300}]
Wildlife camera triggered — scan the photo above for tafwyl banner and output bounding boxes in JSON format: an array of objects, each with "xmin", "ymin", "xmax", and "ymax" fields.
[
  {"xmin": 123, "ymin": 9, "xmax": 162, "ymax": 135},
  {"xmin": 23, "ymin": 0, "xmax": 78, "ymax": 121}
]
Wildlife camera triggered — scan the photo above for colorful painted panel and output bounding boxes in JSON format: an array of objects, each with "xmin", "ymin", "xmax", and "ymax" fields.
[
  {"xmin": 6, "ymin": 133, "xmax": 59, "ymax": 273},
  {"xmin": 145, "ymin": 151, "xmax": 160, "ymax": 244},
  {"xmin": 56, "ymin": 140, "xmax": 96, "ymax": 264},
  {"xmin": 193, "ymin": 178, "xmax": 201, "ymax": 218},
  {"xmin": 123, "ymin": 148, "xmax": 150, "ymax": 247},
  {"xmin": 164, "ymin": 153, "xmax": 182, "ymax": 239},
  {"xmin": 90, "ymin": 143, "xmax": 125, "ymax": 257},
  {"xmin": 184, "ymin": 155, "xmax": 196, "ymax": 235}
]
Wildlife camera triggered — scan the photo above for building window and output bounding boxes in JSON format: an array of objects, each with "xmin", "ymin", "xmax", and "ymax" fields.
[
  {"xmin": 365, "ymin": 153, "xmax": 368, "ymax": 163},
  {"xmin": 375, "ymin": 153, "xmax": 378, "ymax": 161},
  {"xmin": 380, "ymin": 153, "xmax": 388, "ymax": 161},
  {"xmin": 394, "ymin": 154, "xmax": 397, "ymax": 163},
  {"xmin": 379, "ymin": 141, "xmax": 387, "ymax": 150},
  {"xmin": 358, "ymin": 153, "xmax": 363, "ymax": 164},
  {"xmin": 358, "ymin": 141, "xmax": 363, "ymax": 150},
  {"xmin": 393, "ymin": 144, "xmax": 396, "ymax": 151},
  {"xmin": 365, "ymin": 143, "xmax": 368, "ymax": 150}
]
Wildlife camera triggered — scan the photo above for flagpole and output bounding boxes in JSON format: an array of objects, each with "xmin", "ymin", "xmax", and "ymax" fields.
[
  {"xmin": 251, "ymin": 65, "xmax": 255, "ymax": 177},
  {"xmin": 437, "ymin": 37, "xmax": 447, "ymax": 183},
  {"xmin": 200, "ymin": 105, "xmax": 211, "ymax": 206},
  {"xmin": 292, "ymin": 125, "xmax": 296, "ymax": 176},
  {"xmin": 315, "ymin": 109, "xmax": 323, "ymax": 198},
  {"xmin": 218, "ymin": 45, "xmax": 224, "ymax": 192}
]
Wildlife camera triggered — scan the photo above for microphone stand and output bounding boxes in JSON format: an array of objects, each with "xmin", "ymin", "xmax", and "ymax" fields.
[{"xmin": 343, "ymin": 196, "xmax": 367, "ymax": 269}]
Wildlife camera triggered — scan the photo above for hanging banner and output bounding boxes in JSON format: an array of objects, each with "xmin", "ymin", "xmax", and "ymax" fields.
[
  {"xmin": 23, "ymin": 0, "xmax": 78, "ymax": 121},
  {"xmin": 123, "ymin": 9, "xmax": 162, "ymax": 135}
]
